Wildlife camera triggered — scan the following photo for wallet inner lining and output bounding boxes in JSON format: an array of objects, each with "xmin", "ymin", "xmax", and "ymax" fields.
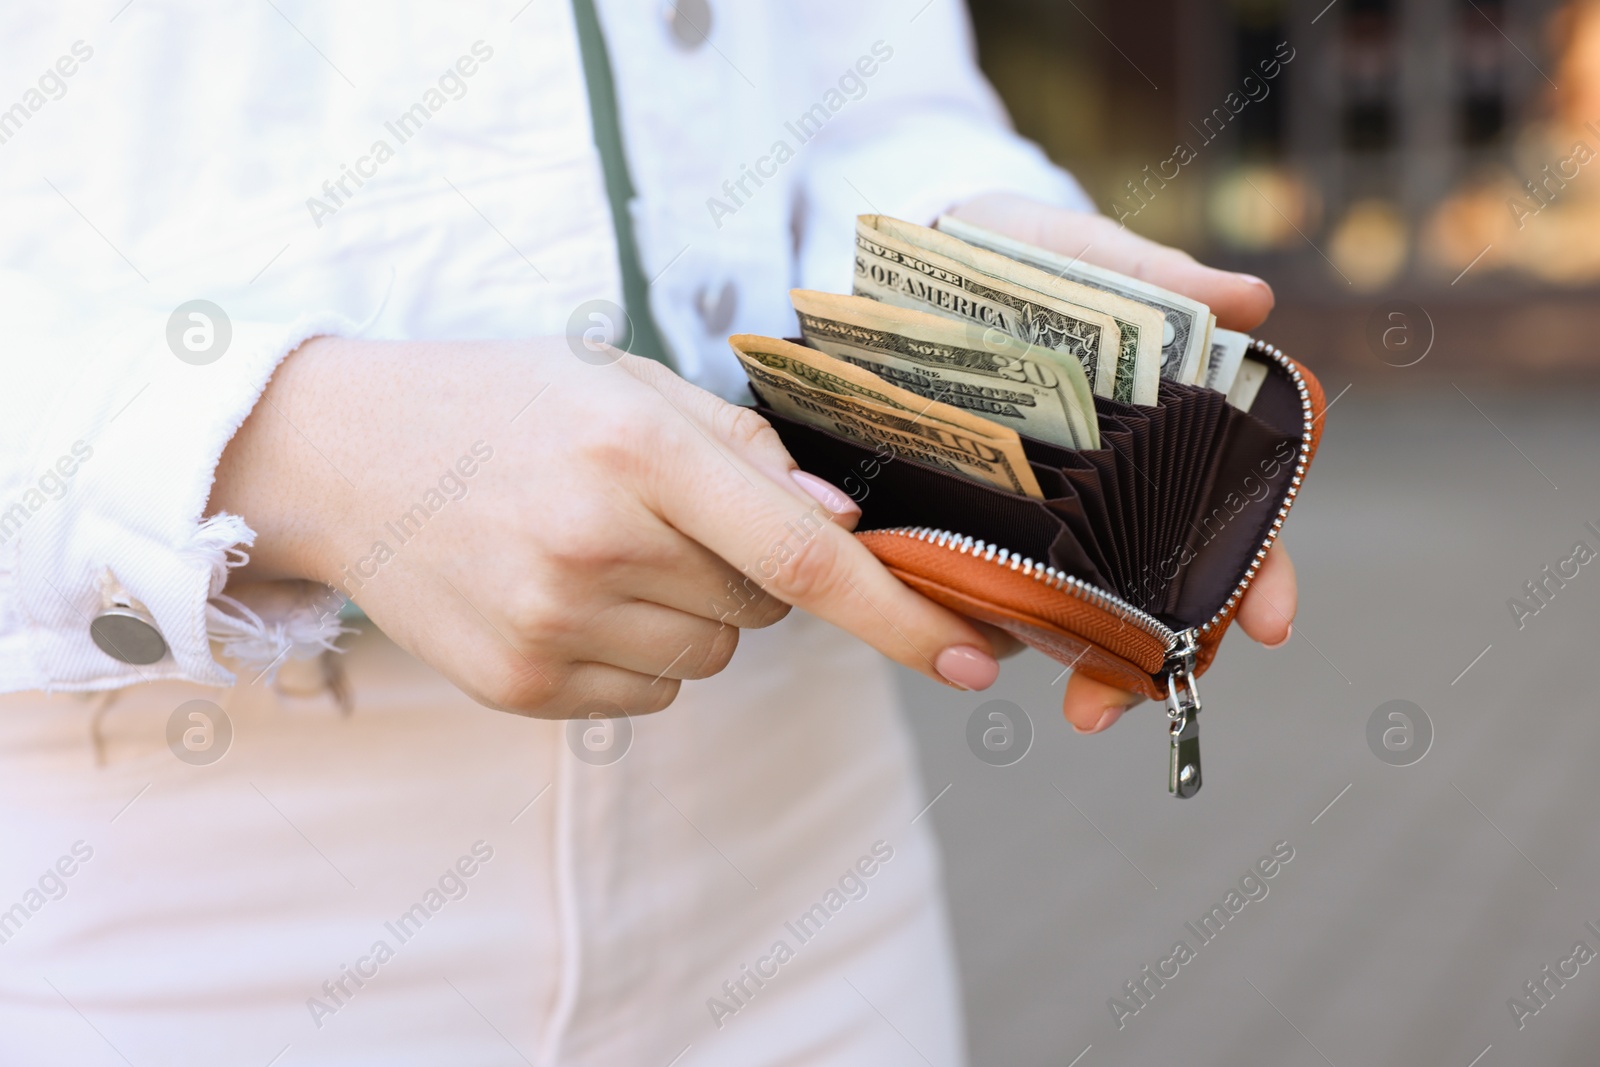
[{"xmin": 757, "ymin": 356, "xmax": 1303, "ymax": 632}]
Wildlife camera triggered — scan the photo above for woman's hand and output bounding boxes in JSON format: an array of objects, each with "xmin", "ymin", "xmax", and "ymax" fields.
[
  {"xmin": 946, "ymin": 192, "xmax": 1297, "ymax": 734},
  {"xmin": 209, "ymin": 337, "xmax": 1003, "ymax": 717}
]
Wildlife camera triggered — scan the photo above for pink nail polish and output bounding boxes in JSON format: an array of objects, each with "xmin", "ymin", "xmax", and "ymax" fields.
[
  {"xmin": 935, "ymin": 645, "xmax": 999, "ymax": 691},
  {"xmin": 790, "ymin": 470, "xmax": 860, "ymax": 517},
  {"xmin": 1264, "ymin": 623, "xmax": 1293, "ymax": 650}
]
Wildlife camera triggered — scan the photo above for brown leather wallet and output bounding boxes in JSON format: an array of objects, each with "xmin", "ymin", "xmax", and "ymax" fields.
[{"xmin": 757, "ymin": 339, "xmax": 1325, "ymax": 798}]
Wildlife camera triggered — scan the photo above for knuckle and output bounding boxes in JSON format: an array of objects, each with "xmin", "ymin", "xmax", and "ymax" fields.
[
  {"xmin": 755, "ymin": 598, "xmax": 794, "ymax": 627},
  {"xmin": 636, "ymin": 678, "xmax": 680, "ymax": 714},
  {"xmin": 1123, "ymin": 251, "xmax": 1155, "ymax": 282},
  {"xmin": 503, "ymin": 582, "xmax": 564, "ymax": 639},
  {"xmin": 480, "ymin": 657, "xmax": 564, "ymax": 717},
  {"xmin": 542, "ymin": 499, "xmax": 639, "ymax": 570},
  {"xmin": 732, "ymin": 592, "xmax": 791, "ymax": 629},
  {"xmin": 576, "ymin": 394, "xmax": 660, "ymax": 472},
  {"xmin": 706, "ymin": 574, "xmax": 786, "ymax": 628},
  {"xmin": 711, "ymin": 403, "xmax": 784, "ymax": 457},
  {"xmin": 683, "ymin": 626, "xmax": 739, "ymax": 679},
  {"xmin": 764, "ymin": 530, "xmax": 845, "ymax": 605}
]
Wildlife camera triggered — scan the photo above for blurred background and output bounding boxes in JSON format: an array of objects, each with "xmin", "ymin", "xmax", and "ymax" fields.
[
  {"xmin": 968, "ymin": 0, "xmax": 1600, "ymax": 377},
  {"xmin": 891, "ymin": 1, "xmax": 1600, "ymax": 1064}
]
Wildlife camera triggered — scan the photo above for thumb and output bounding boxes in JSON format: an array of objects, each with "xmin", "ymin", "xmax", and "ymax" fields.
[
  {"xmin": 624, "ymin": 354, "xmax": 861, "ymax": 525},
  {"xmin": 1063, "ymin": 671, "xmax": 1141, "ymax": 734}
]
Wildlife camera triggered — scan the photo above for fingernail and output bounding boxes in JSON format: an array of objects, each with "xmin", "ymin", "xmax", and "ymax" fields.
[
  {"xmin": 1074, "ymin": 704, "xmax": 1128, "ymax": 734},
  {"xmin": 1264, "ymin": 623, "xmax": 1293, "ymax": 650},
  {"xmin": 1236, "ymin": 272, "xmax": 1270, "ymax": 288},
  {"xmin": 935, "ymin": 645, "xmax": 999, "ymax": 691},
  {"xmin": 790, "ymin": 470, "xmax": 860, "ymax": 517}
]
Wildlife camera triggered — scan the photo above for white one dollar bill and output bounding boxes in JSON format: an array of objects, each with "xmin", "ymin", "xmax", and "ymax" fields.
[
  {"xmin": 936, "ymin": 213, "xmax": 1212, "ymax": 386},
  {"xmin": 1226, "ymin": 357, "xmax": 1269, "ymax": 412},
  {"xmin": 1204, "ymin": 327, "xmax": 1254, "ymax": 396}
]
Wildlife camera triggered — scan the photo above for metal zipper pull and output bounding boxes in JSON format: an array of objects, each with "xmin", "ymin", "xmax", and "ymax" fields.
[{"xmin": 1164, "ymin": 629, "xmax": 1202, "ymax": 798}]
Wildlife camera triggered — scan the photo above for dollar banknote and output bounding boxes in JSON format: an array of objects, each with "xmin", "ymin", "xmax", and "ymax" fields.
[
  {"xmin": 731, "ymin": 332, "xmax": 1014, "ymax": 442},
  {"xmin": 1226, "ymin": 357, "xmax": 1269, "ymax": 412},
  {"xmin": 1199, "ymin": 313, "xmax": 1217, "ymax": 383},
  {"xmin": 936, "ymin": 213, "xmax": 1213, "ymax": 386},
  {"xmin": 1203, "ymin": 327, "xmax": 1253, "ymax": 395},
  {"xmin": 852, "ymin": 215, "xmax": 1163, "ymax": 407},
  {"xmin": 728, "ymin": 329, "xmax": 960, "ymax": 421},
  {"xmin": 730, "ymin": 334, "xmax": 1044, "ymax": 498},
  {"xmin": 858, "ymin": 214, "xmax": 1165, "ymax": 405},
  {"xmin": 790, "ymin": 289, "xmax": 1098, "ymax": 450}
]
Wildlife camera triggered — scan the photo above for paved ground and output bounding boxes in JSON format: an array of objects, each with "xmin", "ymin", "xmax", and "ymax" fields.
[{"xmin": 895, "ymin": 385, "xmax": 1600, "ymax": 1066}]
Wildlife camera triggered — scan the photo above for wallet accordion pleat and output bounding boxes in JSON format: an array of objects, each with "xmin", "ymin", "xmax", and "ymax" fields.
[{"xmin": 756, "ymin": 339, "xmax": 1325, "ymax": 798}]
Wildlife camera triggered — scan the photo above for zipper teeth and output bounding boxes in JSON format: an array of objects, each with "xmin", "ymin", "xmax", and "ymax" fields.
[
  {"xmin": 872, "ymin": 341, "xmax": 1316, "ymax": 651},
  {"xmin": 871, "ymin": 525, "xmax": 1179, "ymax": 647},
  {"xmin": 1201, "ymin": 339, "xmax": 1315, "ymax": 635}
]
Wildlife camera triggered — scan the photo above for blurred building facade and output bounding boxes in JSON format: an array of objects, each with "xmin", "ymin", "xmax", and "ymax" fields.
[{"xmin": 970, "ymin": 0, "xmax": 1599, "ymax": 375}]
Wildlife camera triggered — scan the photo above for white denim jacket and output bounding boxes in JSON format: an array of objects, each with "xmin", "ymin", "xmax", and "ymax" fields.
[{"xmin": 0, "ymin": 0, "xmax": 1087, "ymax": 693}]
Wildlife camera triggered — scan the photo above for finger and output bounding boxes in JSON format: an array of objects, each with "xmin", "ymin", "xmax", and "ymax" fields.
[
  {"xmin": 968, "ymin": 619, "xmax": 1026, "ymax": 660},
  {"xmin": 1060, "ymin": 215, "xmax": 1274, "ymax": 332},
  {"xmin": 431, "ymin": 618, "xmax": 678, "ymax": 719},
  {"xmin": 574, "ymin": 601, "xmax": 740, "ymax": 680},
  {"xmin": 1235, "ymin": 542, "xmax": 1295, "ymax": 647},
  {"xmin": 647, "ymin": 424, "xmax": 1000, "ymax": 690},
  {"xmin": 557, "ymin": 661, "xmax": 682, "ymax": 716},
  {"xmin": 624, "ymin": 355, "xmax": 861, "ymax": 527},
  {"xmin": 603, "ymin": 525, "xmax": 792, "ymax": 628},
  {"xmin": 1062, "ymin": 546, "xmax": 1295, "ymax": 729},
  {"xmin": 1063, "ymin": 670, "xmax": 1142, "ymax": 734},
  {"xmin": 791, "ymin": 470, "xmax": 862, "ymax": 530},
  {"xmin": 948, "ymin": 199, "xmax": 1274, "ymax": 331}
]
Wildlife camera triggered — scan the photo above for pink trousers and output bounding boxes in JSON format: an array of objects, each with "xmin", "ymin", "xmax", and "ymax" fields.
[{"xmin": 0, "ymin": 611, "xmax": 964, "ymax": 1066}]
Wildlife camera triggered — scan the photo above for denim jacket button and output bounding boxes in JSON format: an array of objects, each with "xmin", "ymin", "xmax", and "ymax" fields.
[
  {"xmin": 663, "ymin": 0, "xmax": 712, "ymax": 51},
  {"xmin": 91, "ymin": 607, "xmax": 168, "ymax": 665}
]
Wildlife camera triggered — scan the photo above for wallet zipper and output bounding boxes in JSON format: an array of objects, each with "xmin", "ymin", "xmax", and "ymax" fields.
[
  {"xmin": 872, "ymin": 339, "xmax": 1316, "ymax": 800},
  {"xmin": 1195, "ymin": 339, "xmax": 1313, "ymax": 639},
  {"xmin": 874, "ymin": 524, "xmax": 1206, "ymax": 796}
]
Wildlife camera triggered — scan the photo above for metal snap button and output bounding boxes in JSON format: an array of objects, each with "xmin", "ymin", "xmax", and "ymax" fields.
[
  {"xmin": 663, "ymin": 0, "xmax": 712, "ymax": 51},
  {"xmin": 90, "ymin": 606, "xmax": 168, "ymax": 665},
  {"xmin": 91, "ymin": 569, "xmax": 168, "ymax": 665}
]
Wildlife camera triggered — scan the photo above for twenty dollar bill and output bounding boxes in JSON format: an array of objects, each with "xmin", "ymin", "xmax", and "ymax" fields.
[{"xmin": 791, "ymin": 289, "xmax": 1098, "ymax": 450}]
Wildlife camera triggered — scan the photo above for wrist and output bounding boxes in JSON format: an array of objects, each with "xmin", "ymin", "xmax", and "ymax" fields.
[{"xmin": 208, "ymin": 334, "xmax": 352, "ymax": 587}]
